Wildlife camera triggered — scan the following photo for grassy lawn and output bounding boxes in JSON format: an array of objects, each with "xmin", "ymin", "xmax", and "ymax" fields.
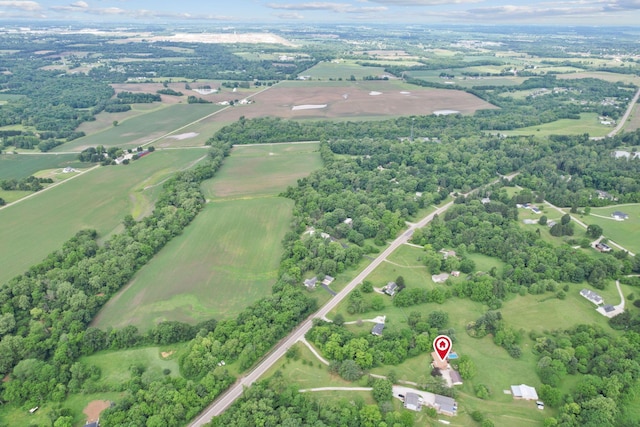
[
  {"xmin": 58, "ymin": 104, "xmax": 223, "ymax": 152},
  {"xmin": 0, "ymin": 149, "xmax": 206, "ymax": 286},
  {"xmin": 0, "ymin": 153, "xmax": 86, "ymax": 180},
  {"xmin": 93, "ymin": 197, "xmax": 294, "ymax": 330},
  {"xmin": 0, "ymin": 189, "xmax": 32, "ymax": 203},
  {"xmin": 304, "ymin": 61, "xmax": 385, "ymax": 80},
  {"xmin": 82, "ymin": 346, "xmax": 184, "ymax": 388},
  {"xmin": 202, "ymin": 142, "xmax": 322, "ymax": 200},
  {"xmin": 624, "ymin": 102, "xmax": 640, "ymax": 133},
  {"xmin": 584, "ymin": 204, "xmax": 640, "ymax": 254},
  {"xmin": 364, "ymin": 244, "xmax": 436, "ymax": 290},
  {"xmin": 501, "ymin": 113, "xmax": 610, "ymax": 137}
]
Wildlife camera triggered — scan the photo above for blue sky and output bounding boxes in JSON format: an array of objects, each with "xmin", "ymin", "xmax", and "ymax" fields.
[{"xmin": 1, "ymin": 0, "xmax": 639, "ymax": 25}]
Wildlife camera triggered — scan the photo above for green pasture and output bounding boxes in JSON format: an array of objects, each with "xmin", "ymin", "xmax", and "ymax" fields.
[
  {"xmin": 585, "ymin": 204, "xmax": 640, "ymax": 254},
  {"xmin": 202, "ymin": 142, "xmax": 322, "ymax": 200},
  {"xmin": 0, "ymin": 153, "xmax": 85, "ymax": 180},
  {"xmin": 557, "ymin": 71, "xmax": 640, "ymax": 85},
  {"xmin": 93, "ymin": 197, "xmax": 294, "ymax": 330},
  {"xmin": 58, "ymin": 104, "xmax": 223, "ymax": 152},
  {"xmin": 261, "ymin": 342, "xmax": 359, "ymax": 388},
  {"xmin": 0, "ymin": 149, "xmax": 206, "ymax": 286},
  {"xmin": 407, "ymin": 73, "xmax": 527, "ymax": 88},
  {"xmin": 304, "ymin": 61, "xmax": 385, "ymax": 80},
  {"xmin": 501, "ymin": 113, "xmax": 610, "ymax": 137},
  {"xmin": 76, "ymin": 103, "xmax": 161, "ymax": 136},
  {"xmin": 81, "ymin": 346, "xmax": 184, "ymax": 388}
]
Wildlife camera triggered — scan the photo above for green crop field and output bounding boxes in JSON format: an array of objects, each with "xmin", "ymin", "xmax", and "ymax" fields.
[
  {"xmin": 76, "ymin": 103, "xmax": 162, "ymax": 136},
  {"xmin": 0, "ymin": 153, "xmax": 86, "ymax": 180},
  {"xmin": 202, "ymin": 142, "xmax": 322, "ymax": 200},
  {"xmin": 584, "ymin": 204, "xmax": 640, "ymax": 254},
  {"xmin": 501, "ymin": 113, "xmax": 610, "ymax": 137},
  {"xmin": 92, "ymin": 197, "xmax": 295, "ymax": 330},
  {"xmin": 624, "ymin": 103, "xmax": 640, "ymax": 133},
  {"xmin": 58, "ymin": 104, "xmax": 223, "ymax": 152},
  {"xmin": 0, "ymin": 149, "xmax": 207, "ymax": 285},
  {"xmin": 304, "ymin": 61, "xmax": 385, "ymax": 80}
]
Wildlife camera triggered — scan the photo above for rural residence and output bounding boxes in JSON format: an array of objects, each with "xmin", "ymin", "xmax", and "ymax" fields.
[
  {"xmin": 403, "ymin": 393, "xmax": 422, "ymax": 411},
  {"xmin": 304, "ymin": 277, "xmax": 317, "ymax": 289},
  {"xmin": 432, "ymin": 273, "xmax": 449, "ymax": 283},
  {"xmin": 384, "ymin": 282, "xmax": 398, "ymax": 296},
  {"xmin": 580, "ymin": 289, "xmax": 603, "ymax": 305},
  {"xmin": 595, "ymin": 242, "xmax": 612, "ymax": 252},
  {"xmin": 434, "ymin": 395, "xmax": 458, "ymax": 416},
  {"xmin": 611, "ymin": 211, "xmax": 629, "ymax": 220},
  {"xmin": 371, "ymin": 323, "xmax": 385, "ymax": 336},
  {"xmin": 511, "ymin": 384, "xmax": 539, "ymax": 400}
]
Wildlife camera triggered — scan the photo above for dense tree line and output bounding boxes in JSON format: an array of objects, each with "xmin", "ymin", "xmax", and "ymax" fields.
[
  {"xmin": 531, "ymin": 326, "xmax": 640, "ymax": 426},
  {"xmin": 0, "ymin": 175, "xmax": 52, "ymax": 192},
  {"xmin": 0, "ymin": 140, "xmax": 232, "ymax": 413},
  {"xmin": 208, "ymin": 377, "xmax": 416, "ymax": 427},
  {"xmin": 306, "ymin": 320, "xmax": 433, "ymax": 369},
  {"xmin": 514, "ymin": 131, "xmax": 640, "ymax": 207}
]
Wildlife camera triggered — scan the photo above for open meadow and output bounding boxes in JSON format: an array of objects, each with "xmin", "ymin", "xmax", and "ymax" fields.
[
  {"xmin": 0, "ymin": 149, "xmax": 207, "ymax": 285},
  {"xmin": 94, "ymin": 141, "xmax": 323, "ymax": 330},
  {"xmin": 0, "ymin": 153, "xmax": 85, "ymax": 180},
  {"xmin": 500, "ymin": 113, "xmax": 610, "ymax": 137},
  {"xmin": 92, "ymin": 197, "xmax": 294, "ymax": 330},
  {"xmin": 202, "ymin": 142, "xmax": 322, "ymax": 199},
  {"xmin": 303, "ymin": 60, "xmax": 386, "ymax": 80},
  {"xmin": 58, "ymin": 103, "xmax": 223, "ymax": 152}
]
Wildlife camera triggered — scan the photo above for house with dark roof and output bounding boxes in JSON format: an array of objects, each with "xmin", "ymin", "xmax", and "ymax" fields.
[
  {"xmin": 580, "ymin": 289, "xmax": 604, "ymax": 305},
  {"xmin": 612, "ymin": 211, "xmax": 629, "ymax": 220},
  {"xmin": 603, "ymin": 304, "xmax": 615, "ymax": 313},
  {"xmin": 384, "ymin": 282, "xmax": 398, "ymax": 296},
  {"xmin": 371, "ymin": 323, "xmax": 385, "ymax": 336},
  {"xmin": 85, "ymin": 421, "xmax": 99, "ymax": 427},
  {"xmin": 450, "ymin": 370, "xmax": 463, "ymax": 386},
  {"xmin": 595, "ymin": 242, "xmax": 612, "ymax": 252}
]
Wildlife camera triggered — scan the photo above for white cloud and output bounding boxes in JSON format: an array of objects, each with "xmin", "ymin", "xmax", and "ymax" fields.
[
  {"xmin": 366, "ymin": 0, "xmax": 481, "ymax": 4},
  {"xmin": 70, "ymin": 1, "xmax": 88, "ymax": 8},
  {"xmin": 267, "ymin": 2, "xmax": 387, "ymax": 13},
  {"xmin": 274, "ymin": 12, "xmax": 305, "ymax": 19},
  {"xmin": 0, "ymin": 1, "xmax": 41, "ymax": 11}
]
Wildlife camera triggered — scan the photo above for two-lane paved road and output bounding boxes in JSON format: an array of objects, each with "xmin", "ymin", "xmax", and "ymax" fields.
[{"xmin": 187, "ymin": 200, "xmax": 454, "ymax": 426}]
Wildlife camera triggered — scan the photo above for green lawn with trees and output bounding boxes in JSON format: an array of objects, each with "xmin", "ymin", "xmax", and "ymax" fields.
[{"xmin": 0, "ymin": 153, "xmax": 85, "ymax": 180}]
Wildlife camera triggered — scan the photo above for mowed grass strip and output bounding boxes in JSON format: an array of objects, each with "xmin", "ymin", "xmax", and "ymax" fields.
[
  {"xmin": 501, "ymin": 113, "xmax": 610, "ymax": 137},
  {"xmin": 93, "ymin": 197, "xmax": 294, "ymax": 330},
  {"xmin": 202, "ymin": 142, "xmax": 322, "ymax": 199},
  {"xmin": 58, "ymin": 103, "xmax": 223, "ymax": 152},
  {"xmin": 0, "ymin": 153, "xmax": 85, "ymax": 180},
  {"xmin": 0, "ymin": 149, "xmax": 207, "ymax": 285}
]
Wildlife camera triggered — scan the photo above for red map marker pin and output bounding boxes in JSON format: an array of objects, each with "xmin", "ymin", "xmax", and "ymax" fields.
[{"xmin": 433, "ymin": 335, "xmax": 452, "ymax": 362}]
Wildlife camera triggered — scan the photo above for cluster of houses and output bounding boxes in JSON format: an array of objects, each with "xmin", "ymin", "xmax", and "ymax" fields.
[
  {"xmin": 400, "ymin": 391, "xmax": 458, "ymax": 417},
  {"xmin": 303, "ymin": 275, "xmax": 334, "ymax": 290},
  {"xmin": 580, "ymin": 288, "xmax": 619, "ymax": 317}
]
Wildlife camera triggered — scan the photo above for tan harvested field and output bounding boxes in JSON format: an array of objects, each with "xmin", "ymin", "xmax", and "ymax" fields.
[{"xmin": 212, "ymin": 81, "xmax": 497, "ymax": 122}]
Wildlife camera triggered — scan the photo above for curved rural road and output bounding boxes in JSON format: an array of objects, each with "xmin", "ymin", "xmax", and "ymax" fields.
[{"xmin": 187, "ymin": 200, "xmax": 455, "ymax": 427}]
